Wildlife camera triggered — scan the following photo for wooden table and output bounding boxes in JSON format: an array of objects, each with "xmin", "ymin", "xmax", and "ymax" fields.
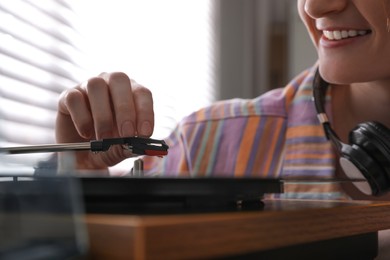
[{"xmin": 85, "ymin": 199, "xmax": 390, "ymax": 259}]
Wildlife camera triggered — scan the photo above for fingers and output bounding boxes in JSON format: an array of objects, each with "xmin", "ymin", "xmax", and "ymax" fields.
[
  {"xmin": 58, "ymin": 88, "xmax": 94, "ymax": 140},
  {"xmin": 84, "ymin": 76, "xmax": 116, "ymax": 139},
  {"xmin": 101, "ymin": 72, "xmax": 136, "ymax": 138},
  {"xmin": 100, "ymin": 72, "xmax": 154, "ymax": 138},
  {"xmin": 58, "ymin": 72, "xmax": 154, "ymax": 141},
  {"xmin": 132, "ymin": 83, "xmax": 154, "ymax": 137}
]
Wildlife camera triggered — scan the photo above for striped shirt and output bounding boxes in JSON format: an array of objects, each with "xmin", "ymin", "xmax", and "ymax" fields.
[{"xmin": 144, "ymin": 66, "xmax": 349, "ymax": 200}]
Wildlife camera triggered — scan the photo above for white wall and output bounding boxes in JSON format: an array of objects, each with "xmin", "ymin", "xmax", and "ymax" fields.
[
  {"xmin": 217, "ymin": 0, "xmax": 318, "ymax": 100},
  {"xmin": 288, "ymin": 1, "xmax": 318, "ymax": 79}
]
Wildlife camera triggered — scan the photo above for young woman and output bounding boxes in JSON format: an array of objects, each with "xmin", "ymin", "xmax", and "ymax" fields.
[
  {"xmin": 55, "ymin": 0, "xmax": 390, "ymax": 200},
  {"xmin": 53, "ymin": 1, "xmax": 390, "ymax": 257}
]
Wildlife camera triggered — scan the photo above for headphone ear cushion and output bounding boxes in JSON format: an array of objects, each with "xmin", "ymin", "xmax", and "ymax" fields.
[
  {"xmin": 339, "ymin": 143, "xmax": 384, "ymax": 195},
  {"xmin": 350, "ymin": 122, "xmax": 390, "ymax": 176},
  {"xmin": 346, "ymin": 122, "xmax": 390, "ymax": 195}
]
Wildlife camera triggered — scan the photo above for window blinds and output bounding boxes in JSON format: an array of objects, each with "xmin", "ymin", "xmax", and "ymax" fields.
[
  {"xmin": 0, "ymin": 0, "xmax": 218, "ymax": 172},
  {"xmin": 0, "ymin": 0, "xmax": 83, "ymax": 169}
]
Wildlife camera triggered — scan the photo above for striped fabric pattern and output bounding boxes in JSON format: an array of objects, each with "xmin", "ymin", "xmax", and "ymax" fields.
[{"xmin": 144, "ymin": 66, "xmax": 348, "ymax": 200}]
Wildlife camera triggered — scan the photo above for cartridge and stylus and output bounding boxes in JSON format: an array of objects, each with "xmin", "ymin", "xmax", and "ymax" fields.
[{"xmin": 0, "ymin": 137, "xmax": 169, "ymax": 157}]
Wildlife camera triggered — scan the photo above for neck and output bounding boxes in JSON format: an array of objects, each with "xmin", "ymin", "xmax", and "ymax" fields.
[{"xmin": 331, "ymin": 81, "xmax": 390, "ymax": 142}]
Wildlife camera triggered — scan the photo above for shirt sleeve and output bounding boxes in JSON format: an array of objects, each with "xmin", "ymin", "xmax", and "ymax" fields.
[{"xmin": 143, "ymin": 121, "xmax": 192, "ymax": 176}]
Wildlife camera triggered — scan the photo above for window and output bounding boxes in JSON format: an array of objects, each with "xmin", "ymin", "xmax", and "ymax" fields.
[
  {"xmin": 0, "ymin": 0, "xmax": 84, "ymax": 172},
  {"xmin": 0, "ymin": 0, "xmax": 217, "ymax": 172},
  {"xmin": 72, "ymin": 0, "xmax": 217, "ymax": 139}
]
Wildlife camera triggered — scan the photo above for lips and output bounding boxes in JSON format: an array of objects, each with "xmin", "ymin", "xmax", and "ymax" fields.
[{"xmin": 322, "ymin": 29, "xmax": 371, "ymax": 41}]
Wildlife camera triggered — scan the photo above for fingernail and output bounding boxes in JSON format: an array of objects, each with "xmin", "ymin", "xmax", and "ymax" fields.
[
  {"xmin": 140, "ymin": 121, "xmax": 152, "ymax": 136},
  {"xmin": 81, "ymin": 129, "xmax": 93, "ymax": 139},
  {"xmin": 122, "ymin": 149, "xmax": 134, "ymax": 158},
  {"xmin": 121, "ymin": 121, "xmax": 135, "ymax": 137}
]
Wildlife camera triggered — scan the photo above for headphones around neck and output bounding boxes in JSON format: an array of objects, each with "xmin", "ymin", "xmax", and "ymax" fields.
[{"xmin": 313, "ymin": 68, "xmax": 390, "ymax": 196}]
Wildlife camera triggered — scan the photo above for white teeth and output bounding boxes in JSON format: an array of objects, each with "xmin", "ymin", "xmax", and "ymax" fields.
[
  {"xmin": 348, "ymin": 30, "xmax": 358, "ymax": 37},
  {"xmin": 323, "ymin": 30, "xmax": 369, "ymax": 41},
  {"xmin": 333, "ymin": 31, "xmax": 342, "ymax": 40}
]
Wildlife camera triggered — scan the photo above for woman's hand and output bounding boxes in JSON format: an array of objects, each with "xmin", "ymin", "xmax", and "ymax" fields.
[{"xmin": 56, "ymin": 72, "xmax": 154, "ymax": 170}]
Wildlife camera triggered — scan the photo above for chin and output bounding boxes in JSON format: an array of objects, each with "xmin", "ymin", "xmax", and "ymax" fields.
[
  {"xmin": 318, "ymin": 57, "xmax": 385, "ymax": 85},
  {"xmin": 318, "ymin": 67, "xmax": 348, "ymax": 85},
  {"xmin": 318, "ymin": 65, "xmax": 372, "ymax": 85}
]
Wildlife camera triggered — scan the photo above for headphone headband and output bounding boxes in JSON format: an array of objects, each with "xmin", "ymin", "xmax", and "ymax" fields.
[
  {"xmin": 312, "ymin": 68, "xmax": 389, "ymax": 196},
  {"xmin": 313, "ymin": 69, "xmax": 342, "ymax": 150}
]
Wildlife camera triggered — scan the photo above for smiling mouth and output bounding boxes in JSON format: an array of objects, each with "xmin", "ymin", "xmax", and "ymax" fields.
[{"xmin": 323, "ymin": 30, "xmax": 372, "ymax": 41}]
